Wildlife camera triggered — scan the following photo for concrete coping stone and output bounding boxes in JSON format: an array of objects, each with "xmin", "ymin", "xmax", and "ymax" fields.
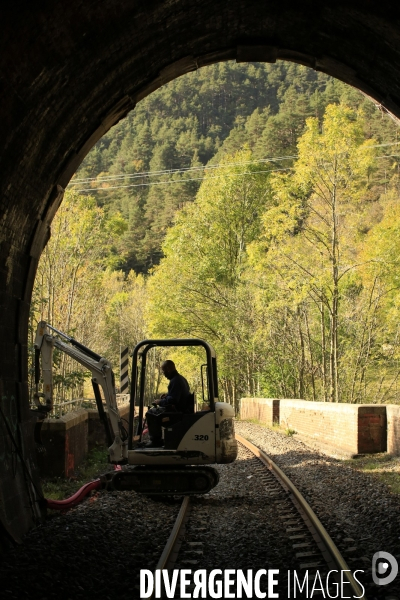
[
  {"xmin": 41, "ymin": 408, "xmax": 88, "ymax": 431},
  {"xmin": 276, "ymin": 399, "xmax": 386, "ymax": 414},
  {"xmin": 241, "ymin": 397, "xmax": 387, "ymax": 413}
]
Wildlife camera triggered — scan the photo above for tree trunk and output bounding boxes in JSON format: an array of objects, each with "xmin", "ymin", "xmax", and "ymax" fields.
[
  {"xmin": 330, "ymin": 178, "xmax": 339, "ymax": 402},
  {"xmin": 304, "ymin": 309, "xmax": 316, "ymax": 401},
  {"xmin": 320, "ymin": 302, "xmax": 327, "ymax": 401},
  {"xmin": 298, "ymin": 306, "xmax": 305, "ymax": 398}
]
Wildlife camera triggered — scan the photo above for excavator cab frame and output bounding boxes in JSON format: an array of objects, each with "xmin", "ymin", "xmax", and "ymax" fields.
[{"xmin": 127, "ymin": 338, "xmax": 218, "ymax": 450}]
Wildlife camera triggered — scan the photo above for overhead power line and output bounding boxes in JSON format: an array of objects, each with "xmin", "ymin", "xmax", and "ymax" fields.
[
  {"xmin": 69, "ymin": 156, "xmax": 297, "ymax": 185},
  {"xmin": 69, "ymin": 140, "xmax": 400, "ymax": 193},
  {"xmin": 72, "ymin": 167, "xmax": 293, "ymax": 193}
]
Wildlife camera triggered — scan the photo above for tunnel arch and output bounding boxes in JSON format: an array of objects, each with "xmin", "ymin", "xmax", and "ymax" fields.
[{"xmin": 2, "ymin": 0, "xmax": 400, "ymax": 539}]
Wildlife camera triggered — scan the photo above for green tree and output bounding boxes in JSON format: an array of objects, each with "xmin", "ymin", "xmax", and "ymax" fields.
[
  {"xmin": 355, "ymin": 194, "xmax": 400, "ymax": 402},
  {"xmin": 100, "ymin": 270, "xmax": 148, "ymax": 370},
  {"xmin": 73, "ymin": 61, "xmax": 336, "ymax": 273},
  {"xmin": 31, "ymin": 191, "xmax": 128, "ymax": 402},
  {"xmin": 250, "ymin": 104, "xmax": 377, "ymax": 401},
  {"xmin": 147, "ymin": 149, "xmax": 271, "ymax": 411}
]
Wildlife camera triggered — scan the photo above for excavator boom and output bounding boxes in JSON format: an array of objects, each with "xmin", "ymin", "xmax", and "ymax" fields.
[{"xmin": 34, "ymin": 321, "xmax": 128, "ymax": 463}]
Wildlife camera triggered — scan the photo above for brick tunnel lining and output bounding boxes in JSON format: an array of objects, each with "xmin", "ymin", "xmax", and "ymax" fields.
[{"xmin": 1, "ymin": 0, "xmax": 400, "ymax": 540}]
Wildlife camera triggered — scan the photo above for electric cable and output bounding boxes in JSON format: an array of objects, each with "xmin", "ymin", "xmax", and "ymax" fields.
[
  {"xmin": 68, "ymin": 140, "xmax": 400, "ymax": 193},
  {"xmin": 70, "ymin": 155, "xmax": 297, "ymax": 184},
  {"xmin": 69, "ymin": 140, "xmax": 400, "ymax": 186},
  {"xmin": 71, "ymin": 168, "xmax": 293, "ymax": 193}
]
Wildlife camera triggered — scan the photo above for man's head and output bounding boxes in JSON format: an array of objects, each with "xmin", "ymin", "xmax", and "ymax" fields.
[{"xmin": 161, "ymin": 360, "xmax": 176, "ymax": 379}]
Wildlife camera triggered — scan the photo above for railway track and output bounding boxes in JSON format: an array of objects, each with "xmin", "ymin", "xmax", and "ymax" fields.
[
  {"xmin": 236, "ymin": 435, "xmax": 366, "ymax": 599},
  {"xmin": 149, "ymin": 435, "xmax": 367, "ymax": 599}
]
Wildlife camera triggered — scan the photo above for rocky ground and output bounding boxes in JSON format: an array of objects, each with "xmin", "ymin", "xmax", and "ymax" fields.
[
  {"xmin": 0, "ymin": 489, "xmax": 181, "ymax": 599},
  {"xmin": 235, "ymin": 420, "xmax": 400, "ymax": 600},
  {"xmin": 0, "ymin": 421, "xmax": 399, "ymax": 599}
]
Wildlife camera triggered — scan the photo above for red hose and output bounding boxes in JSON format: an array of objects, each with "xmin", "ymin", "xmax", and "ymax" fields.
[
  {"xmin": 45, "ymin": 479, "xmax": 102, "ymax": 510},
  {"xmin": 45, "ymin": 464, "xmax": 124, "ymax": 510}
]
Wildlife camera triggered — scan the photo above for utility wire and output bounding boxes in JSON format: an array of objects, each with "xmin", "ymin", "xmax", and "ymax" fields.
[
  {"xmin": 72, "ymin": 167, "xmax": 293, "ymax": 192},
  {"xmin": 69, "ymin": 140, "xmax": 400, "ymax": 193},
  {"xmin": 69, "ymin": 156, "xmax": 297, "ymax": 185}
]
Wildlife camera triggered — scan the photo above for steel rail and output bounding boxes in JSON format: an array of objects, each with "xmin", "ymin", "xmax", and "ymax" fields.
[
  {"xmin": 150, "ymin": 496, "xmax": 191, "ymax": 599},
  {"xmin": 236, "ymin": 434, "xmax": 366, "ymax": 600}
]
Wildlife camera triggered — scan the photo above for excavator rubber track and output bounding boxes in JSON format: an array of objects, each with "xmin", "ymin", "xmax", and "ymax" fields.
[{"xmin": 101, "ymin": 465, "xmax": 219, "ymax": 495}]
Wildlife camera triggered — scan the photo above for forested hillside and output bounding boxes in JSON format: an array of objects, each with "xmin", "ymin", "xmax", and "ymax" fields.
[
  {"xmin": 71, "ymin": 62, "xmax": 352, "ymax": 272},
  {"xmin": 33, "ymin": 61, "xmax": 400, "ymax": 408}
]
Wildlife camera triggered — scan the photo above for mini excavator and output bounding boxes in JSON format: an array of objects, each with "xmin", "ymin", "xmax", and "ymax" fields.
[{"xmin": 33, "ymin": 321, "xmax": 237, "ymax": 495}]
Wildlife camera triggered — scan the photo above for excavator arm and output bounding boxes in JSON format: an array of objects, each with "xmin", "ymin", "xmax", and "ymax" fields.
[{"xmin": 34, "ymin": 321, "xmax": 128, "ymax": 464}]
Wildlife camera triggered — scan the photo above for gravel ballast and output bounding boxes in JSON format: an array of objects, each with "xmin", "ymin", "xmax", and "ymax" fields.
[
  {"xmin": 0, "ymin": 491, "xmax": 181, "ymax": 599},
  {"xmin": 174, "ymin": 444, "xmax": 307, "ymax": 598},
  {"xmin": 235, "ymin": 420, "xmax": 400, "ymax": 600},
  {"xmin": 0, "ymin": 421, "xmax": 399, "ymax": 599}
]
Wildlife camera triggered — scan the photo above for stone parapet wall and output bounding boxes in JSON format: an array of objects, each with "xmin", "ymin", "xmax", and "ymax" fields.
[
  {"xmin": 387, "ymin": 405, "xmax": 400, "ymax": 455},
  {"xmin": 37, "ymin": 409, "xmax": 88, "ymax": 478},
  {"xmin": 87, "ymin": 402, "xmax": 130, "ymax": 450},
  {"xmin": 240, "ymin": 398, "xmax": 388, "ymax": 458},
  {"xmin": 37, "ymin": 399, "xmax": 131, "ymax": 477},
  {"xmin": 240, "ymin": 398, "xmax": 280, "ymax": 426},
  {"xmin": 38, "ymin": 397, "xmax": 399, "ymax": 477}
]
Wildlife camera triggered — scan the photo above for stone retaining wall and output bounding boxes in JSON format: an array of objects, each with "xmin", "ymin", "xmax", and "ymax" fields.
[
  {"xmin": 37, "ymin": 400, "xmax": 131, "ymax": 477},
  {"xmin": 387, "ymin": 405, "xmax": 400, "ymax": 455},
  {"xmin": 240, "ymin": 398, "xmax": 388, "ymax": 458}
]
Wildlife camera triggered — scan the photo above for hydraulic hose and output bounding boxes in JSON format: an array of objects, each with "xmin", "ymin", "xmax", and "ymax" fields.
[
  {"xmin": 45, "ymin": 465, "xmax": 122, "ymax": 510},
  {"xmin": 45, "ymin": 479, "xmax": 102, "ymax": 510}
]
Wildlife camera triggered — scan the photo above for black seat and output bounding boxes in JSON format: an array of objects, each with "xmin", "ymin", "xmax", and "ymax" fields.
[
  {"xmin": 158, "ymin": 392, "xmax": 194, "ymax": 430},
  {"xmin": 182, "ymin": 392, "xmax": 195, "ymax": 414},
  {"xmin": 161, "ymin": 393, "xmax": 204, "ymax": 449}
]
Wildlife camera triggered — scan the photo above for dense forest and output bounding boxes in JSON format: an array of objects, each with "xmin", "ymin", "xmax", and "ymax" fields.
[
  {"xmin": 31, "ymin": 61, "xmax": 400, "ymax": 410},
  {"xmin": 71, "ymin": 62, "xmax": 351, "ymax": 272}
]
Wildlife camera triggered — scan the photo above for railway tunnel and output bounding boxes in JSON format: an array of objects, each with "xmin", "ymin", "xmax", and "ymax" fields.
[{"xmin": 1, "ymin": 0, "xmax": 400, "ymax": 543}]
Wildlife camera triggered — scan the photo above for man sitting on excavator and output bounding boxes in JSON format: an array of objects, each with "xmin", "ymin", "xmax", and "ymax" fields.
[{"xmin": 145, "ymin": 359, "xmax": 191, "ymax": 447}]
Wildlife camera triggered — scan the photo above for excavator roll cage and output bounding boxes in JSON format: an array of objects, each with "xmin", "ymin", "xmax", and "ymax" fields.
[
  {"xmin": 128, "ymin": 338, "xmax": 219, "ymax": 450},
  {"xmin": 34, "ymin": 323, "xmax": 220, "ymax": 463}
]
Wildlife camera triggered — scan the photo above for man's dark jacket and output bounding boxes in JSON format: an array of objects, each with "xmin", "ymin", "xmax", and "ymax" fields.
[{"xmin": 159, "ymin": 371, "xmax": 190, "ymax": 411}]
